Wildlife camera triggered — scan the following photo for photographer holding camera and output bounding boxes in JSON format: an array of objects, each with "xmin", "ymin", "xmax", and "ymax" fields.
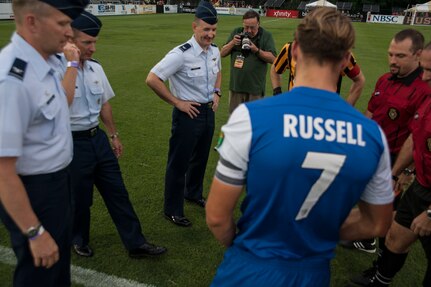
[{"xmin": 221, "ymin": 10, "xmax": 276, "ymax": 114}]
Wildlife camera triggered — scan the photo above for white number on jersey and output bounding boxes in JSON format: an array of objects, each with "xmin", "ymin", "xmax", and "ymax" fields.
[{"xmin": 295, "ymin": 152, "xmax": 346, "ymax": 220}]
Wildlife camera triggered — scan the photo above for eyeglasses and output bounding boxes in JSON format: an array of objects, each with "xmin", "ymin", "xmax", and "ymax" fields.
[{"xmin": 243, "ymin": 24, "xmax": 259, "ymax": 30}]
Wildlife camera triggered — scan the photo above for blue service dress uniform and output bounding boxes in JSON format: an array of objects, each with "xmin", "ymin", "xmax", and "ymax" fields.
[
  {"xmin": 150, "ymin": 35, "xmax": 221, "ymax": 216},
  {"xmin": 0, "ymin": 33, "xmax": 74, "ymax": 286},
  {"xmin": 54, "ymin": 55, "xmax": 146, "ymax": 250}
]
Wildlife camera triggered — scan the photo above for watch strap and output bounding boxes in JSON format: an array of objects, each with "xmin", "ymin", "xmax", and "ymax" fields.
[{"xmin": 25, "ymin": 224, "xmax": 45, "ymax": 240}]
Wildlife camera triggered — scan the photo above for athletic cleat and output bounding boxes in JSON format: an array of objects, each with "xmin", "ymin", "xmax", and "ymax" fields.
[
  {"xmin": 339, "ymin": 239, "xmax": 376, "ymax": 254},
  {"xmin": 350, "ymin": 272, "xmax": 391, "ymax": 287},
  {"xmin": 350, "ymin": 264, "xmax": 378, "ymax": 286}
]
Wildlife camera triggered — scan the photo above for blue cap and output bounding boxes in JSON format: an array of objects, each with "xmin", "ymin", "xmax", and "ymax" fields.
[
  {"xmin": 39, "ymin": 0, "xmax": 89, "ymax": 20},
  {"xmin": 71, "ymin": 11, "xmax": 102, "ymax": 37},
  {"xmin": 195, "ymin": 0, "xmax": 218, "ymax": 25}
]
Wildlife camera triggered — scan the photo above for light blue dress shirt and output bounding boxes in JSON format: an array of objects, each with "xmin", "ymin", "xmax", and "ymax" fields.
[
  {"xmin": 0, "ymin": 33, "xmax": 73, "ymax": 175},
  {"xmin": 54, "ymin": 54, "xmax": 115, "ymax": 131},
  {"xmin": 150, "ymin": 35, "xmax": 221, "ymax": 103}
]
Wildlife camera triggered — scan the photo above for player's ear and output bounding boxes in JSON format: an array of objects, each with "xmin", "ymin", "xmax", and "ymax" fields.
[
  {"xmin": 292, "ymin": 41, "xmax": 299, "ymax": 61},
  {"xmin": 337, "ymin": 51, "xmax": 350, "ymax": 72}
]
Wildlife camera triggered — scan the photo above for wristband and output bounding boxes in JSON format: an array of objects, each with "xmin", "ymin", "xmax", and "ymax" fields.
[
  {"xmin": 67, "ymin": 61, "xmax": 79, "ymax": 68},
  {"xmin": 273, "ymin": 87, "xmax": 282, "ymax": 96},
  {"xmin": 255, "ymin": 49, "xmax": 260, "ymax": 56},
  {"xmin": 110, "ymin": 132, "xmax": 119, "ymax": 139}
]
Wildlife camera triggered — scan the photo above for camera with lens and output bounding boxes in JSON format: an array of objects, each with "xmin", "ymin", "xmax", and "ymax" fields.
[{"xmin": 239, "ymin": 32, "xmax": 252, "ymax": 56}]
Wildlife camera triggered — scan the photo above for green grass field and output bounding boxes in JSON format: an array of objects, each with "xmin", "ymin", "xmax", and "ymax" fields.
[{"xmin": 1, "ymin": 13, "xmax": 431, "ymax": 286}]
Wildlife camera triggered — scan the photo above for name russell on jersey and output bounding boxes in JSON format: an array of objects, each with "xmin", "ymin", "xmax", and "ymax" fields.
[{"xmin": 283, "ymin": 114, "xmax": 366, "ymax": 147}]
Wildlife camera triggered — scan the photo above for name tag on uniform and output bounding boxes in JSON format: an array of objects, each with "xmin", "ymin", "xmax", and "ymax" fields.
[{"xmin": 234, "ymin": 54, "xmax": 245, "ymax": 69}]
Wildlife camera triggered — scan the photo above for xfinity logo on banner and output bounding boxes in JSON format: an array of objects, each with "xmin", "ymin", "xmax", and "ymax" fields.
[
  {"xmin": 274, "ymin": 11, "xmax": 291, "ymax": 17},
  {"xmin": 367, "ymin": 14, "xmax": 404, "ymax": 24},
  {"xmin": 266, "ymin": 9, "xmax": 299, "ymax": 18}
]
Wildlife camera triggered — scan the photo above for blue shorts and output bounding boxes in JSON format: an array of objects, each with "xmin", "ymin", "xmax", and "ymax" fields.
[{"xmin": 211, "ymin": 246, "xmax": 330, "ymax": 287}]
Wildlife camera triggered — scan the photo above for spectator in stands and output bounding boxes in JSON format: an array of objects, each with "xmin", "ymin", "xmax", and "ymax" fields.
[
  {"xmin": 221, "ymin": 9, "xmax": 276, "ymax": 114},
  {"xmin": 206, "ymin": 8, "xmax": 393, "ymax": 287}
]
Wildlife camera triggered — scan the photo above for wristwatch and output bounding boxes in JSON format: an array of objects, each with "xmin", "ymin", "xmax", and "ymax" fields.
[
  {"xmin": 25, "ymin": 224, "xmax": 45, "ymax": 240},
  {"xmin": 427, "ymin": 209, "xmax": 431, "ymax": 220},
  {"xmin": 403, "ymin": 168, "xmax": 415, "ymax": 175},
  {"xmin": 213, "ymin": 88, "xmax": 222, "ymax": 97}
]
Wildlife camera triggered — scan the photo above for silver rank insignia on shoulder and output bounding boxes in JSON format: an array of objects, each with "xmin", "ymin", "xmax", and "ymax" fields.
[
  {"xmin": 414, "ymin": 112, "xmax": 419, "ymax": 120},
  {"xmin": 8, "ymin": 58, "xmax": 27, "ymax": 81},
  {"xmin": 387, "ymin": 107, "xmax": 399, "ymax": 120}
]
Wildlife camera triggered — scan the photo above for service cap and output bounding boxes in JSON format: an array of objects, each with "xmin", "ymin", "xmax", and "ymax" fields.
[
  {"xmin": 71, "ymin": 11, "xmax": 102, "ymax": 37},
  {"xmin": 39, "ymin": 0, "xmax": 89, "ymax": 20},
  {"xmin": 195, "ymin": 0, "xmax": 218, "ymax": 25}
]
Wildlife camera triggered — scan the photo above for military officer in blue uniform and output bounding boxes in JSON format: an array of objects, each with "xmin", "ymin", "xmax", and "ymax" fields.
[
  {"xmin": 146, "ymin": 0, "xmax": 222, "ymax": 227},
  {"xmin": 55, "ymin": 11, "xmax": 167, "ymax": 258},
  {"xmin": 0, "ymin": 0, "xmax": 88, "ymax": 286}
]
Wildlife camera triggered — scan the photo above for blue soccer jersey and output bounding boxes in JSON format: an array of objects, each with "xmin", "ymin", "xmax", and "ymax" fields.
[{"xmin": 215, "ymin": 87, "xmax": 393, "ymax": 261}]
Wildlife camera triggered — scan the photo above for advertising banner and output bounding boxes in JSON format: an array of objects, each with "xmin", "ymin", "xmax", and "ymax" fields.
[
  {"xmin": 403, "ymin": 15, "xmax": 431, "ymax": 25},
  {"xmin": 266, "ymin": 9, "xmax": 299, "ymax": 18},
  {"xmin": 366, "ymin": 14, "xmax": 404, "ymax": 24},
  {"xmin": 85, "ymin": 4, "xmax": 157, "ymax": 16},
  {"xmin": 0, "ymin": 3, "xmax": 13, "ymax": 20},
  {"xmin": 164, "ymin": 5, "xmax": 178, "ymax": 14}
]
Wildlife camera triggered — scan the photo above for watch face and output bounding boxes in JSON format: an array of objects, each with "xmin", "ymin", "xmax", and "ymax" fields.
[
  {"xmin": 427, "ymin": 210, "xmax": 431, "ymax": 219},
  {"xmin": 26, "ymin": 227, "xmax": 38, "ymax": 238}
]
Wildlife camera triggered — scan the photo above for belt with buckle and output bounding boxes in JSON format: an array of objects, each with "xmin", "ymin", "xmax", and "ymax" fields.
[
  {"xmin": 72, "ymin": 126, "xmax": 99, "ymax": 138},
  {"xmin": 197, "ymin": 101, "xmax": 213, "ymax": 109}
]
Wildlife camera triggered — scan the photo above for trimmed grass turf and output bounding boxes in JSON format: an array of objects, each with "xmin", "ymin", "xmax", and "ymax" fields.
[{"xmin": 0, "ymin": 13, "xmax": 430, "ymax": 286}]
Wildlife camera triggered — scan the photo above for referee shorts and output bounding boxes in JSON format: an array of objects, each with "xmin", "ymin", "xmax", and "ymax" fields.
[{"xmin": 395, "ymin": 179, "xmax": 431, "ymax": 229}]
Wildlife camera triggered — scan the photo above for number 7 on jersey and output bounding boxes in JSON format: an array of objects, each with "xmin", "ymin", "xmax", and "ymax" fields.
[{"xmin": 295, "ymin": 152, "xmax": 346, "ymax": 220}]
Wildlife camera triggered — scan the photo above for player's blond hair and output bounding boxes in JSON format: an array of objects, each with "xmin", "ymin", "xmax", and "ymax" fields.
[{"xmin": 296, "ymin": 7, "xmax": 355, "ymax": 64}]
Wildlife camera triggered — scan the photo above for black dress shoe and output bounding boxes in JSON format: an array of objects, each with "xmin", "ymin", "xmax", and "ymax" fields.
[
  {"xmin": 73, "ymin": 244, "xmax": 94, "ymax": 257},
  {"xmin": 128, "ymin": 242, "xmax": 167, "ymax": 258},
  {"xmin": 185, "ymin": 197, "xmax": 206, "ymax": 208},
  {"xmin": 164, "ymin": 213, "xmax": 192, "ymax": 227}
]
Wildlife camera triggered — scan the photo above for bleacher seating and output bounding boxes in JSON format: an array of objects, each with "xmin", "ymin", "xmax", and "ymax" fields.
[
  {"xmin": 336, "ymin": 2, "xmax": 352, "ymax": 10},
  {"xmin": 297, "ymin": 1, "xmax": 312, "ymax": 10},
  {"xmin": 264, "ymin": 0, "xmax": 285, "ymax": 8},
  {"xmin": 362, "ymin": 4, "xmax": 380, "ymax": 13}
]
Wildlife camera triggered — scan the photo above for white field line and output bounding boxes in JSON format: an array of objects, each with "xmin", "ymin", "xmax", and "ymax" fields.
[{"xmin": 0, "ymin": 245, "xmax": 155, "ymax": 287}]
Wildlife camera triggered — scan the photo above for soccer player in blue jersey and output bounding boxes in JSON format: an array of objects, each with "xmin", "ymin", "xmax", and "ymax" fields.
[{"xmin": 206, "ymin": 8, "xmax": 394, "ymax": 287}]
